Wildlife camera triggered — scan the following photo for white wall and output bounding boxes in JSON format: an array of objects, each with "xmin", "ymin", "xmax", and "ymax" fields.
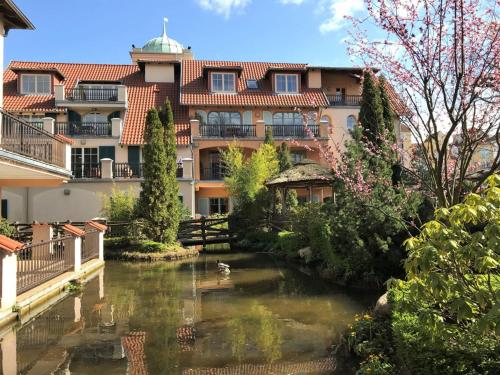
[{"xmin": 145, "ymin": 64, "xmax": 175, "ymax": 83}]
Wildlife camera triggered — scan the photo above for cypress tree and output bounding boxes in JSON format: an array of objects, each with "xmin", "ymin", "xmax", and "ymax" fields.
[
  {"xmin": 264, "ymin": 126, "xmax": 274, "ymax": 145},
  {"xmin": 359, "ymin": 70, "xmax": 384, "ymax": 145},
  {"xmin": 379, "ymin": 76, "xmax": 395, "ymax": 141},
  {"xmin": 139, "ymin": 108, "xmax": 172, "ymax": 243},
  {"xmin": 159, "ymin": 99, "xmax": 180, "ymax": 243},
  {"xmin": 277, "ymin": 142, "xmax": 292, "ymax": 172}
]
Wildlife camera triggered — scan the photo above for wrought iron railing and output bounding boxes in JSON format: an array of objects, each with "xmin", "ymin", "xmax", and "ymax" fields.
[
  {"xmin": 113, "ymin": 162, "xmax": 144, "ymax": 178},
  {"xmin": 17, "ymin": 237, "xmax": 74, "ymax": 295},
  {"xmin": 270, "ymin": 124, "xmax": 319, "ymax": 138},
  {"xmin": 72, "ymin": 162, "xmax": 101, "ymax": 179},
  {"xmin": 66, "ymin": 87, "xmax": 118, "ymax": 102},
  {"xmin": 81, "ymin": 232, "xmax": 99, "ymax": 263},
  {"xmin": 200, "ymin": 124, "xmax": 256, "ymax": 138},
  {"xmin": 200, "ymin": 166, "xmax": 227, "ymax": 180},
  {"xmin": 326, "ymin": 94, "xmax": 362, "ymax": 106},
  {"xmin": 55, "ymin": 122, "xmax": 111, "ymax": 136},
  {"xmin": 0, "ymin": 109, "xmax": 67, "ymax": 167}
]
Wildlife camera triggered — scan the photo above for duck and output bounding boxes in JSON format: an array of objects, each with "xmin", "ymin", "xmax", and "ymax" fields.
[{"xmin": 217, "ymin": 260, "xmax": 231, "ymax": 275}]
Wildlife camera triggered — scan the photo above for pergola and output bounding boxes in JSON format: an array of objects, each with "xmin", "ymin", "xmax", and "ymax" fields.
[{"xmin": 266, "ymin": 160, "xmax": 335, "ymax": 212}]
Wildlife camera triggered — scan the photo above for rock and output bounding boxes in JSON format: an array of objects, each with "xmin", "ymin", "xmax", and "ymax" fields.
[
  {"xmin": 298, "ymin": 247, "xmax": 312, "ymax": 259},
  {"xmin": 374, "ymin": 292, "xmax": 391, "ymax": 317}
]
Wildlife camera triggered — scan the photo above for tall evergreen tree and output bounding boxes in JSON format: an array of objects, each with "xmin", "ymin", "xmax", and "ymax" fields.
[
  {"xmin": 277, "ymin": 142, "xmax": 292, "ymax": 172},
  {"xmin": 378, "ymin": 76, "xmax": 395, "ymax": 142},
  {"xmin": 139, "ymin": 108, "xmax": 176, "ymax": 243},
  {"xmin": 264, "ymin": 126, "xmax": 274, "ymax": 145},
  {"xmin": 359, "ymin": 70, "xmax": 384, "ymax": 145},
  {"xmin": 159, "ymin": 99, "xmax": 180, "ymax": 242}
]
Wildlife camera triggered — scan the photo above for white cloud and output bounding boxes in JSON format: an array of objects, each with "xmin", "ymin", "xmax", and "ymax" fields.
[
  {"xmin": 279, "ymin": 0, "xmax": 306, "ymax": 4},
  {"xmin": 196, "ymin": 0, "xmax": 251, "ymax": 18},
  {"xmin": 319, "ymin": 0, "xmax": 364, "ymax": 33}
]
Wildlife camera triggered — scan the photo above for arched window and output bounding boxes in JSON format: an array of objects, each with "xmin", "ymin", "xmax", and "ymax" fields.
[
  {"xmin": 346, "ymin": 115, "xmax": 357, "ymax": 132},
  {"xmin": 272, "ymin": 112, "xmax": 302, "ymax": 126},
  {"xmin": 320, "ymin": 115, "xmax": 331, "ymax": 125},
  {"xmin": 207, "ymin": 112, "xmax": 241, "ymax": 125}
]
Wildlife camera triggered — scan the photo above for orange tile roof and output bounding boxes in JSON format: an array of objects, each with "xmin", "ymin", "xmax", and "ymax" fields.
[
  {"xmin": 181, "ymin": 60, "xmax": 328, "ymax": 107},
  {"xmin": 86, "ymin": 221, "xmax": 107, "ymax": 232},
  {"xmin": 0, "ymin": 235, "xmax": 24, "ymax": 253},
  {"xmin": 62, "ymin": 223, "xmax": 85, "ymax": 237},
  {"xmin": 54, "ymin": 134, "xmax": 74, "ymax": 145},
  {"xmin": 3, "ymin": 61, "xmax": 190, "ymax": 145}
]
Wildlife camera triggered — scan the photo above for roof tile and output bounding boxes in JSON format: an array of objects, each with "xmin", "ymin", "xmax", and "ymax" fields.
[{"xmin": 0, "ymin": 235, "xmax": 24, "ymax": 253}]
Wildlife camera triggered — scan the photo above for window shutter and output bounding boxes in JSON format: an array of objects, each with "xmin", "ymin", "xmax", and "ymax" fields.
[
  {"xmin": 263, "ymin": 111, "xmax": 272, "ymax": 125},
  {"xmin": 108, "ymin": 111, "xmax": 121, "ymax": 122},
  {"xmin": 198, "ymin": 198, "xmax": 209, "ymax": 216},
  {"xmin": 68, "ymin": 110, "xmax": 81, "ymax": 123},
  {"xmin": 1, "ymin": 199, "xmax": 7, "ymax": 219},
  {"xmin": 99, "ymin": 146, "xmax": 115, "ymax": 161}
]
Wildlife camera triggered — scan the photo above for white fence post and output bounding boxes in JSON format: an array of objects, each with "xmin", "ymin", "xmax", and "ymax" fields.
[
  {"xmin": 0, "ymin": 235, "xmax": 23, "ymax": 309},
  {"xmin": 62, "ymin": 224, "xmax": 84, "ymax": 273},
  {"xmin": 84, "ymin": 222, "xmax": 107, "ymax": 261}
]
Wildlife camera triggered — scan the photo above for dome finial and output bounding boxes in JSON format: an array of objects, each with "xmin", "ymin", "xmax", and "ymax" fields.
[{"xmin": 163, "ymin": 17, "xmax": 168, "ymax": 38}]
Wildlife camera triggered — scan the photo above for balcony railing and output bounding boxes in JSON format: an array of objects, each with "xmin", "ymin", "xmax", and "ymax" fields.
[
  {"xmin": 200, "ymin": 124, "xmax": 256, "ymax": 138},
  {"xmin": 66, "ymin": 87, "xmax": 118, "ymax": 102},
  {"xmin": 113, "ymin": 162, "xmax": 144, "ymax": 178},
  {"xmin": 0, "ymin": 109, "xmax": 67, "ymax": 168},
  {"xmin": 200, "ymin": 166, "xmax": 227, "ymax": 180},
  {"xmin": 326, "ymin": 94, "xmax": 362, "ymax": 106},
  {"xmin": 55, "ymin": 122, "xmax": 112, "ymax": 137},
  {"xmin": 270, "ymin": 124, "xmax": 319, "ymax": 138},
  {"xmin": 72, "ymin": 163, "xmax": 101, "ymax": 179}
]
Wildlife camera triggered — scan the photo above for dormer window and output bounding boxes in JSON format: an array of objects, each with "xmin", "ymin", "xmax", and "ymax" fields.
[
  {"xmin": 275, "ymin": 74, "xmax": 298, "ymax": 94},
  {"xmin": 211, "ymin": 72, "xmax": 236, "ymax": 93},
  {"xmin": 21, "ymin": 74, "xmax": 51, "ymax": 95}
]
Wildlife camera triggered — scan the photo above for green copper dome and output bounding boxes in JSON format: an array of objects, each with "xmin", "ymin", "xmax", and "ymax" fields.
[{"xmin": 142, "ymin": 18, "xmax": 184, "ymax": 54}]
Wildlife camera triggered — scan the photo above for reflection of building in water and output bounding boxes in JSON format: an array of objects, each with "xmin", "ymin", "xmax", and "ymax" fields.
[
  {"xmin": 122, "ymin": 331, "xmax": 148, "ymax": 375},
  {"xmin": 182, "ymin": 357, "xmax": 336, "ymax": 375}
]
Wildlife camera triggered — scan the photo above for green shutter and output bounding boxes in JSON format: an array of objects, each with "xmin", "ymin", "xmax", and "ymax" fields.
[
  {"xmin": 68, "ymin": 110, "xmax": 81, "ymax": 123},
  {"xmin": 128, "ymin": 146, "xmax": 140, "ymax": 164},
  {"xmin": 108, "ymin": 111, "xmax": 121, "ymax": 122},
  {"xmin": 1, "ymin": 199, "xmax": 7, "ymax": 219},
  {"xmin": 99, "ymin": 146, "xmax": 115, "ymax": 161}
]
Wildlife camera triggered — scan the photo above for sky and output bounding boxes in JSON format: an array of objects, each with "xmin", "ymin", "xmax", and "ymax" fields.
[{"xmin": 4, "ymin": 0, "xmax": 369, "ymax": 68}]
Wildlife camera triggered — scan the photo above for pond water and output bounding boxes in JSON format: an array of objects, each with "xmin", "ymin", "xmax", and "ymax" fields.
[{"xmin": 8, "ymin": 253, "xmax": 376, "ymax": 375}]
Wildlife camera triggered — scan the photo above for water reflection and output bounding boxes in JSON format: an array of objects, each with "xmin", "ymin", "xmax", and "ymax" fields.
[{"xmin": 3, "ymin": 253, "xmax": 375, "ymax": 375}]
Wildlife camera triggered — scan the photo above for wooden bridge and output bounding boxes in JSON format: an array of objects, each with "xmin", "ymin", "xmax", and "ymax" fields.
[{"xmin": 177, "ymin": 216, "xmax": 235, "ymax": 248}]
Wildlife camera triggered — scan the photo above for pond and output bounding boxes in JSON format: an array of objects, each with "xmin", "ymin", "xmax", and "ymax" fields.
[{"xmin": 7, "ymin": 253, "xmax": 377, "ymax": 374}]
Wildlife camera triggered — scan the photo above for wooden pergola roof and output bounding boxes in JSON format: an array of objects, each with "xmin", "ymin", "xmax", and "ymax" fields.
[{"xmin": 266, "ymin": 160, "xmax": 335, "ymax": 188}]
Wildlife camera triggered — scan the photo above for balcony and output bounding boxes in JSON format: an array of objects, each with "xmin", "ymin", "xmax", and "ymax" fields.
[
  {"xmin": 72, "ymin": 162, "xmax": 184, "ymax": 179},
  {"xmin": 270, "ymin": 125, "xmax": 319, "ymax": 138},
  {"xmin": 200, "ymin": 166, "xmax": 227, "ymax": 180},
  {"xmin": 0, "ymin": 109, "xmax": 67, "ymax": 168},
  {"xmin": 55, "ymin": 122, "xmax": 112, "ymax": 137},
  {"xmin": 326, "ymin": 94, "xmax": 362, "ymax": 107},
  {"xmin": 55, "ymin": 85, "xmax": 128, "ymax": 109},
  {"xmin": 200, "ymin": 124, "xmax": 256, "ymax": 138}
]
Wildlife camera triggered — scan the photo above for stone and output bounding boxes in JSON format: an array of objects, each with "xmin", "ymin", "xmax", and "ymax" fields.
[
  {"xmin": 374, "ymin": 291, "xmax": 391, "ymax": 317},
  {"xmin": 298, "ymin": 247, "xmax": 312, "ymax": 259}
]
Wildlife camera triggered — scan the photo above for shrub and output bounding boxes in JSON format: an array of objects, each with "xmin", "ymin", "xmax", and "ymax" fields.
[
  {"xmin": 357, "ymin": 355, "xmax": 395, "ymax": 375},
  {"xmin": 0, "ymin": 219, "xmax": 15, "ymax": 237},
  {"xmin": 102, "ymin": 186, "xmax": 137, "ymax": 237}
]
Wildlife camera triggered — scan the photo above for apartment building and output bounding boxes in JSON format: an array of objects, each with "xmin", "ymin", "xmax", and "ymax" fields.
[
  {"xmin": 2, "ymin": 24, "xmax": 194, "ymax": 222},
  {"xmin": 0, "ymin": 0, "xmax": 73, "ymax": 220},
  {"xmin": 2, "ymin": 18, "xmax": 412, "ymax": 221}
]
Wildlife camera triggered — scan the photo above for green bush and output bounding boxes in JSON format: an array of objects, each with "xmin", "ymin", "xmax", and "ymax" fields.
[
  {"xmin": 101, "ymin": 185, "xmax": 137, "ymax": 237},
  {"xmin": 357, "ymin": 355, "xmax": 395, "ymax": 375},
  {"xmin": 0, "ymin": 219, "xmax": 15, "ymax": 237},
  {"xmin": 275, "ymin": 231, "xmax": 304, "ymax": 258}
]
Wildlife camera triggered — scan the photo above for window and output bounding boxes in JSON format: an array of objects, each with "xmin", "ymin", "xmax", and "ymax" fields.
[
  {"xmin": 347, "ymin": 115, "xmax": 357, "ymax": 132},
  {"xmin": 82, "ymin": 112, "xmax": 107, "ymax": 123},
  {"xmin": 209, "ymin": 198, "xmax": 229, "ymax": 215},
  {"xmin": 246, "ymin": 79, "xmax": 258, "ymax": 89},
  {"xmin": 291, "ymin": 150, "xmax": 306, "ymax": 164},
  {"xmin": 272, "ymin": 112, "xmax": 302, "ymax": 126},
  {"xmin": 320, "ymin": 115, "xmax": 331, "ymax": 125},
  {"xmin": 211, "ymin": 73, "xmax": 236, "ymax": 93},
  {"xmin": 208, "ymin": 112, "xmax": 241, "ymax": 125},
  {"xmin": 21, "ymin": 74, "xmax": 51, "ymax": 94},
  {"xmin": 19, "ymin": 114, "xmax": 45, "ymax": 127},
  {"xmin": 275, "ymin": 74, "xmax": 298, "ymax": 94},
  {"xmin": 71, "ymin": 148, "xmax": 98, "ymax": 178}
]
